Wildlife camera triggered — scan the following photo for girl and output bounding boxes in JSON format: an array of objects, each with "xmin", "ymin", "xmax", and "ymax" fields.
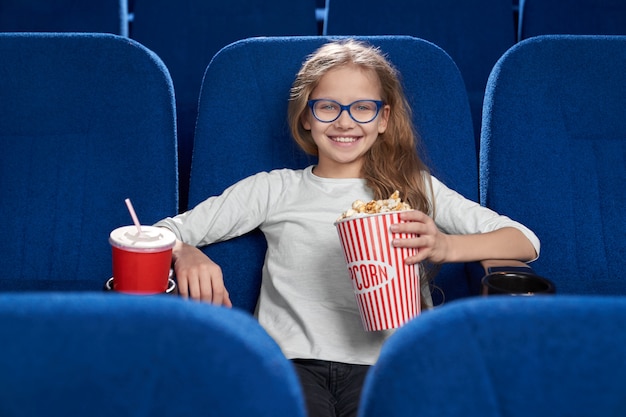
[{"xmin": 155, "ymin": 39, "xmax": 539, "ymax": 417}]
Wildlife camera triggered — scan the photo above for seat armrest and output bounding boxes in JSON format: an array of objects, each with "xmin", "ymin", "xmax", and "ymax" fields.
[
  {"xmin": 481, "ymin": 259, "xmax": 535, "ymax": 275},
  {"xmin": 465, "ymin": 260, "xmax": 536, "ymax": 296}
]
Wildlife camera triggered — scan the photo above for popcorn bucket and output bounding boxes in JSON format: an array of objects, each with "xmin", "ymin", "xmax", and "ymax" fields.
[{"xmin": 335, "ymin": 212, "xmax": 420, "ymax": 331}]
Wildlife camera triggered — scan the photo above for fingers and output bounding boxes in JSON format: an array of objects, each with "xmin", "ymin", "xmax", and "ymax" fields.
[
  {"xmin": 174, "ymin": 262, "xmax": 231, "ymax": 307},
  {"xmin": 198, "ymin": 270, "xmax": 227, "ymax": 305},
  {"xmin": 390, "ymin": 210, "xmax": 439, "ymax": 264},
  {"xmin": 391, "ymin": 210, "xmax": 432, "ymax": 235},
  {"xmin": 398, "ymin": 209, "xmax": 430, "ymax": 223},
  {"xmin": 176, "ymin": 272, "xmax": 190, "ymax": 298},
  {"xmin": 392, "ymin": 234, "xmax": 423, "ymax": 248},
  {"xmin": 222, "ymin": 289, "xmax": 233, "ymax": 308}
]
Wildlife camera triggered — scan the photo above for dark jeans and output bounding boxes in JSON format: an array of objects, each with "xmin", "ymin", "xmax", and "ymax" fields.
[{"xmin": 292, "ymin": 359, "xmax": 370, "ymax": 417}]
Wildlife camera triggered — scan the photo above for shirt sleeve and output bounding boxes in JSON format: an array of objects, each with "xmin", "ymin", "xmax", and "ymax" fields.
[
  {"xmin": 153, "ymin": 171, "xmax": 275, "ymax": 247},
  {"xmin": 430, "ymin": 175, "xmax": 541, "ymax": 259}
]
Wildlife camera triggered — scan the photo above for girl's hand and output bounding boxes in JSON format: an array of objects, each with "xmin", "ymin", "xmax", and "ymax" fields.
[
  {"xmin": 389, "ymin": 210, "xmax": 450, "ymax": 265},
  {"xmin": 171, "ymin": 240, "xmax": 232, "ymax": 307}
]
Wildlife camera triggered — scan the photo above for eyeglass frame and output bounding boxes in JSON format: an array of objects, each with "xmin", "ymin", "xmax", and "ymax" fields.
[{"xmin": 307, "ymin": 99, "xmax": 385, "ymax": 124}]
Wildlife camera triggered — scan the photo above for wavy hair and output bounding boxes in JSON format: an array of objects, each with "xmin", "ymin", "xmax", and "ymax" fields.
[{"xmin": 288, "ymin": 39, "xmax": 434, "ymax": 216}]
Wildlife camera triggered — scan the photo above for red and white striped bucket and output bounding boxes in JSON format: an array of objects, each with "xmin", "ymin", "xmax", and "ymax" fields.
[{"xmin": 335, "ymin": 212, "xmax": 420, "ymax": 331}]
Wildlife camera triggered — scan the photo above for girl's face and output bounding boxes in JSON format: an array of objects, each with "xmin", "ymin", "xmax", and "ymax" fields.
[{"xmin": 302, "ymin": 65, "xmax": 390, "ymax": 178}]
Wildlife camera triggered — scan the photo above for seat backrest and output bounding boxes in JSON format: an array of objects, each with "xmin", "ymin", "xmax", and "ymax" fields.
[
  {"xmin": 0, "ymin": 293, "xmax": 305, "ymax": 417},
  {"xmin": 0, "ymin": 0, "xmax": 129, "ymax": 36},
  {"xmin": 325, "ymin": 0, "xmax": 516, "ymax": 152},
  {"xmin": 518, "ymin": 0, "xmax": 626, "ymax": 41},
  {"xmin": 480, "ymin": 35, "xmax": 626, "ymax": 294},
  {"xmin": 189, "ymin": 36, "xmax": 475, "ymax": 312},
  {"xmin": 0, "ymin": 33, "xmax": 178, "ymax": 291},
  {"xmin": 359, "ymin": 295, "xmax": 626, "ymax": 417},
  {"xmin": 130, "ymin": 0, "xmax": 319, "ymax": 211}
]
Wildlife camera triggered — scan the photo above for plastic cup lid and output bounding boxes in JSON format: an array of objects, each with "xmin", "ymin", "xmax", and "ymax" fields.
[{"xmin": 109, "ymin": 225, "xmax": 176, "ymax": 251}]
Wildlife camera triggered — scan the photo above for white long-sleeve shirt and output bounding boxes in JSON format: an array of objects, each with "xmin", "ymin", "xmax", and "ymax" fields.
[{"xmin": 155, "ymin": 166, "xmax": 540, "ymax": 365}]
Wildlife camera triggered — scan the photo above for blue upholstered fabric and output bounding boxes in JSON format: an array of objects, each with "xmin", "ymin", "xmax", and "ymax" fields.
[
  {"xmin": 519, "ymin": 0, "xmax": 626, "ymax": 41},
  {"xmin": 189, "ymin": 36, "xmax": 475, "ymax": 312},
  {"xmin": 480, "ymin": 35, "xmax": 626, "ymax": 295},
  {"xmin": 0, "ymin": 293, "xmax": 306, "ymax": 417},
  {"xmin": 360, "ymin": 295, "xmax": 626, "ymax": 417},
  {"xmin": 0, "ymin": 33, "xmax": 178, "ymax": 291},
  {"xmin": 130, "ymin": 0, "xmax": 319, "ymax": 211},
  {"xmin": 0, "ymin": 0, "xmax": 129, "ymax": 36},
  {"xmin": 325, "ymin": 0, "xmax": 516, "ymax": 152}
]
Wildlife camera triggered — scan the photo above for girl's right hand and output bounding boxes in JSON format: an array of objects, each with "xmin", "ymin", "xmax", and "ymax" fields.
[{"xmin": 171, "ymin": 240, "xmax": 232, "ymax": 307}]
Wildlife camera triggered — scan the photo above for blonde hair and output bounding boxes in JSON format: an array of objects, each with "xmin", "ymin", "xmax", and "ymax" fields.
[{"xmin": 288, "ymin": 39, "xmax": 433, "ymax": 216}]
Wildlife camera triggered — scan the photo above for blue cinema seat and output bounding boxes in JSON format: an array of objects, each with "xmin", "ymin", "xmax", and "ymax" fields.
[
  {"xmin": 324, "ymin": 0, "xmax": 517, "ymax": 153},
  {"xmin": 359, "ymin": 295, "xmax": 626, "ymax": 416},
  {"xmin": 0, "ymin": 33, "xmax": 178, "ymax": 291},
  {"xmin": 0, "ymin": 293, "xmax": 306, "ymax": 417},
  {"xmin": 480, "ymin": 35, "xmax": 626, "ymax": 294},
  {"xmin": 0, "ymin": 0, "xmax": 129, "ymax": 36},
  {"xmin": 188, "ymin": 36, "xmax": 476, "ymax": 312},
  {"xmin": 518, "ymin": 0, "xmax": 626, "ymax": 41},
  {"xmin": 130, "ymin": 0, "xmax": 319, "ymax": 211}
]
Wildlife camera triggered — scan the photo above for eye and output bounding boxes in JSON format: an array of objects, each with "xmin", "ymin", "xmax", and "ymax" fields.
[
  {"xmin": 317, "ymin": 101, "xmax": 338, "ymax": 111},
  {"xmin": 356, "ymin": 101, "xmax": 377, "ymax": 111}
]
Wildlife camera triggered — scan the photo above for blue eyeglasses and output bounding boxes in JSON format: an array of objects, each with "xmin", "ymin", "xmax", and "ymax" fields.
[{"xmin": 307, "ymin": 99, "xmax": 384, "ymax": 124}]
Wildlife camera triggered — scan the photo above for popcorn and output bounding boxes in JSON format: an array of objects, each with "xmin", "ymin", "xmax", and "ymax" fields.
[{"xmin": 337, "ymin": 190, "xmax": 412, "ymax": 221}]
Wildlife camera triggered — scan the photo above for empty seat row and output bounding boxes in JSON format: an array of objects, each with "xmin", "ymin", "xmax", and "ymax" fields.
[
  {"xmin": 6, "ymin": 0, "xmax": 625, "ymax": 42},
  {"xmin": 2, "ymin": 291, "xmax": 625, "ymax": 416}
]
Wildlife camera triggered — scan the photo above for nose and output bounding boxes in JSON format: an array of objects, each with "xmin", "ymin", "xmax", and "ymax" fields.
[{"xmin": 335, "ymin": 108, "xmax": 355, "ymax": 128}]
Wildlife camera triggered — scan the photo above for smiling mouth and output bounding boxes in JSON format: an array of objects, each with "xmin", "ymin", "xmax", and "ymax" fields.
[{"xmin": 331, "ymin": 136, "xmax": 360, "ymax": 143}]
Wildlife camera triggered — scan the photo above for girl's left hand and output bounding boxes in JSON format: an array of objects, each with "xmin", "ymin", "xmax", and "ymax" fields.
[{"xmin": 389, "ymin": 210, "xmax": 450, "ymax": 265}]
